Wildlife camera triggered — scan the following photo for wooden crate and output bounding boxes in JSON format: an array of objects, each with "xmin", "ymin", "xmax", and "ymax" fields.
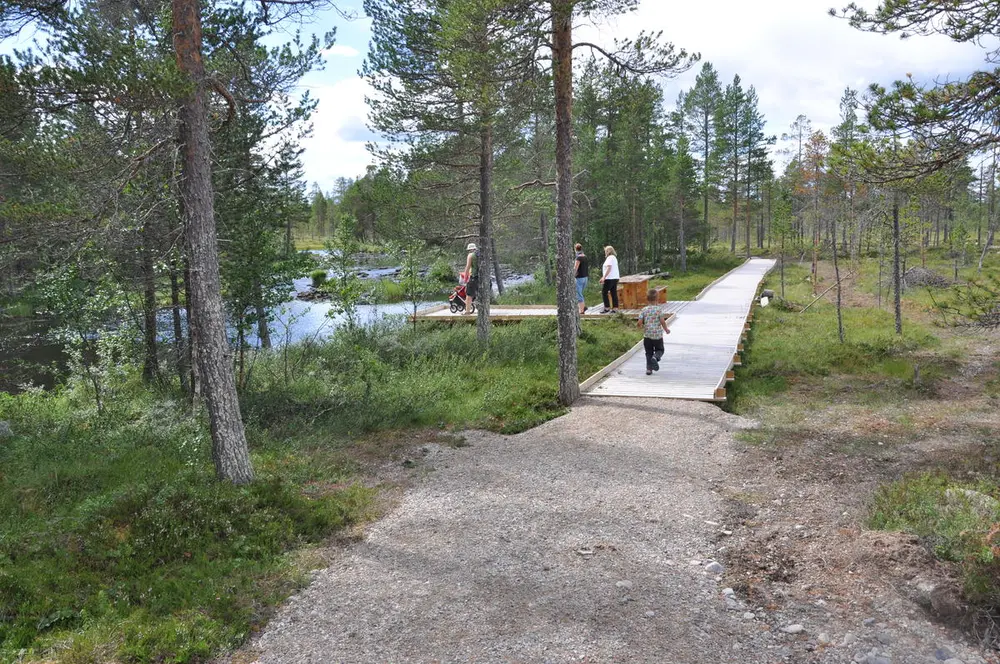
[{"xmin": 654, "ymin": 285, "xmax": 668, "ymax": 304}]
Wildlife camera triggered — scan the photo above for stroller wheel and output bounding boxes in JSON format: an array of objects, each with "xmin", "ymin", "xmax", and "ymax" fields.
[{"xmin": 449, "ymin": 302, "xmax": 460, "ymax": 313}]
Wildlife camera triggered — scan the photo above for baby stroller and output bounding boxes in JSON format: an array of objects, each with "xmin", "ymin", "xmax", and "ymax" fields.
[{"xmin": 449, "ymin": 275, "xmax": 476, "ymax": 314}]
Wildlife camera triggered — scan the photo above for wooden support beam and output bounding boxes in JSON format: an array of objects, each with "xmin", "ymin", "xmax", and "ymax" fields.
[
  {"xmin": 737, "ymin": 343, "xmax": 744, "ymax": 352},
  {"xmin": 733, "ymin": 353, "xmax": 742, "ymax": 366},
  {"xmin": 726, "ymin": 370, "xmax": 735, "ymax": 381},
  {"xmin": 714, "ymin": 386, "xmax": 727, "ymax": 400}
]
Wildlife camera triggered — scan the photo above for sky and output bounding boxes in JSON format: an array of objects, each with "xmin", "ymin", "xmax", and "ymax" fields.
[
  {"xmin": 6, "ymin": 1, "xmax": 986, "ymax": 190},
  {"xmin": 295, "ymin": 0, "xmax": 993, "ymax": 193}
]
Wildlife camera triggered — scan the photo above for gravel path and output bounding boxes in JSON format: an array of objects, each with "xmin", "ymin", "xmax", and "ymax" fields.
[
  {"xmin": 243, "ymin": 398, "xmax": 758, "ymax": 663},
  {"xmin": 239, "ymin": 398, "xmax": 992, "ymax": 664}
]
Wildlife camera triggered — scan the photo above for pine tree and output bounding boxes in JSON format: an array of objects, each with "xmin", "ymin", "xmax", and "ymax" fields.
[
  {"xmin": 681, "ymin": 62, "xmax": 722, "ymax": 252},
  {"xmin": 715, "ymin": 75, "xmax": 747, "ymax": 253}
]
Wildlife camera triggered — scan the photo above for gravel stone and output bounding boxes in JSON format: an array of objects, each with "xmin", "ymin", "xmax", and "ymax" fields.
[
  {"xmin": 936, "ymin": 646, "xmax": 957, "ymax": 660},
  {"xmin": 226, "ymin": 397, "xmax": 994, "ymax": 664},
  {"xmin": 705, "ymin": 561, "xmax": 724, "ymax": 574},
  {"xmin": 238, "ymin": 399, "xmax": 759, "ymax": 662},
  {"xmin": 943, "ymin": 660, "xmax": 965, "ymax": 664}
]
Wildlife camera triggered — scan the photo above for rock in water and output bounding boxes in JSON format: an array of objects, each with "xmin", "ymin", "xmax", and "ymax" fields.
[{"xmin": 0, "ymin": 421, "xmax": 11, "ymax": 438}]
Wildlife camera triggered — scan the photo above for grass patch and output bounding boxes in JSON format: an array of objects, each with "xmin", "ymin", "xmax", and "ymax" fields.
[
  {"xmin": 0, "ymin": 387, "xmax": 374, "ymax": 663},
  {"xmin": 870, "ymin": 472, "xmax": 1000, "ymax": 606},
  {"xmin": 0, "ymin": 301, "xmax": 34, "ymax": 318},
  {"xmin": 0, "ymin": 314, "xmax": 637, "ymax": 661},
  {"xmin": 729, "ymin": 263, "xmax": 941, "ymax": 413},
  {"xmin": 242, "ymin": 318, "xmax": 639, "ymax": 436}
]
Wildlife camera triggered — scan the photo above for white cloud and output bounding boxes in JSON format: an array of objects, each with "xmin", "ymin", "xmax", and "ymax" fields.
[
  {"xmin": 322, "ymin": 44, "xmax": 360, "ymax": 58},
  {"xmin": 298, "ymin": 0, "xmax": 994, "ymax": 185},
  {"xmin": 299, "ymin": 76, "xmax": 378, "ymax": 190},
  {"xmin": 598, "ymin": 0, "xmax": 988, "ymax": 163}
]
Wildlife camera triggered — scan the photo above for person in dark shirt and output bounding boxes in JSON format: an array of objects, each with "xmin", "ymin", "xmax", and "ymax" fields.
[{"xmin": 574, "ymin": 243, "xmax": 588, "ymax": 314}]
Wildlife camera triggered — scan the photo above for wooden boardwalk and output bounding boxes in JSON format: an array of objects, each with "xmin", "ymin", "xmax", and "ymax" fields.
[
  {"xmin": 581, "ymin": 258, "xmax": 776, "ymax": 402},
  {"xmin": 412, "ymin": 302, "xmax": 687, "ymax": 322}
]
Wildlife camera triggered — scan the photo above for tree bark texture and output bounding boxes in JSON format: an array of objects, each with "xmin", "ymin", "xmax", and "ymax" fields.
[
  {"xmin": 702, "ymin": 107, "xmax": 710, "ymax": 252},
  {"xmin": 552, "ymin": 0, "xmax": 579, "ymax": 406},
  {"xmin": 832, "ymin": 214, "xmax": 844, "ymax": 343},
  {"xmin": 892, "ymin": 194, "xmax": 902, "ymax": 335},
  {"xmin": 172, "ymin": 0, "xmax": 254, "ymax": 484},
  {"xmin": 183, "ymin": 259, "xmax": 200, "ymax": 398},
  {"xmin": 678, "ymin": 191, "xmax": 687, "ymax": 272},
  {"xmin": 491, "ymin": 237, "xmax": 504, "ymax": 297},
  {"xmin": 169, "ymin": 262, "xmax": 189, "ymax": 393},
  {"xmin": 540, "ymin": 210, "xmax": 552, "ymax": 285},
  {"xmin": 476, "ymin": 121, "xmax": 493, "ymax": 344},
  {"xmin": 141, "ymin": 223, "xmax": 160, "ymax": 383}
]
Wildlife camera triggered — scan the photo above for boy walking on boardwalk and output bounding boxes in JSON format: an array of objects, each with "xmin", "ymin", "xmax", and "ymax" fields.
[{"xmin": 637, "ymin": 289, "xmax": 670, "ymax": 376}]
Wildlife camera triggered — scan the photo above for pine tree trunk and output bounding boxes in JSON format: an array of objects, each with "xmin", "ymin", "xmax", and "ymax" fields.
[
  {"xmin": 892, "ymin": 194, "xmax": 902, "ymax": 335},
  {"xmin": 702, "ymin": 107, "xmax": 710, "ymax": 252},
  {"xmin": 553, "ymin": 0, "xmax": 579, "ymax": 406},
  {"xmin": 811, "ymin": 187, "xmax": 819, "ymax": 294},
  {"xmin": 169, "ymin": 261, "xmax": 189, "ymax": 393},
  {"xmin": 476, "ymin": 120, "xmax": 493, "ymax": 345},
  {"xmin": 141, "ymin": 225, "xmax": 160, "ymax": 382},
  {"xmin": 679, "ymin": 192, "xmax": 687, "ymax": 273},
  {"xmin": 172, "ymin": 0, "xmax": 254, "ymax": 485},
  {"xmin": 491, "ymin": 237, "xmax": 504, "ymax": 297},
  {"xmin": 745, "ymin": 175, "xmax": 752, "ymax": 259},
  {"xmin": 541, "ymin": 210, "xmax": 552, "ymax": 285},
  {"xmin": 184, "ymin": 259, "xmax": 199, "ymax": 398},
  {"xmin": 253, "ymin": 280, "xmax": 271, "ymax": 349},
  {"xmin": 780, "ymin": 233, "xmax": 785, "ymax": 299},
  {"xmin": 832, "ymin": 214, "xmax": 844, "ymax": 343},
  {"xmin": 256, "ymin": 303, "xmax": 271, "ymax": 349}
]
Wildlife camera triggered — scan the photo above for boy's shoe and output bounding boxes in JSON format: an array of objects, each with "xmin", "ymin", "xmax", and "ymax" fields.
[
  {"xmin": 645, "ymin": 369, "xmax": 652, "ymax": 375},
  {"xmin": 600, "ymin": 308, "xmax": 610, "ymax": 313},
  {"xmin": 610, "ymin": 309, "xmax": 618, "ymax": 314},
  {"xmin": 651, "ymin": 358, "xmax": 660, "ymax": 371}
]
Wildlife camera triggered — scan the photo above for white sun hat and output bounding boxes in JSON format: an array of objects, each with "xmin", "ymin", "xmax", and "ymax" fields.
[{"xmin": 466, "ymin": 242, "xmax": 477, "ymax": 251}]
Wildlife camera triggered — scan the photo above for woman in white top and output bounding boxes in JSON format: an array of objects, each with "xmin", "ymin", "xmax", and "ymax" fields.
[{"xmin": 598, "ymin": 245, "xmax": 620, "ymax": 313}]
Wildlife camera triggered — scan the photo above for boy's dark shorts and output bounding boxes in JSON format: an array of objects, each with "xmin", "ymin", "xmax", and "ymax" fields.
[{"xmin": 466, "ymin": 277, "xmax": 479, "ymax": 301}]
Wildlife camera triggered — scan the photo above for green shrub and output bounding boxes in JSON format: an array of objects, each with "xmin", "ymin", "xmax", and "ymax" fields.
[
  {"xmin": 310, "ymin": 269, "xmax": 328, "ymax": 288},
  {"xmin": 429, "ymin": 258, "xmax": 455, "ymax": 284},
  {"xmin": 869, "ymin": 473, "xmax": 1000, "ymax": 605},
  {"xmin": 0, "ymin": 388, "xmax": 372, "ymax": 663}
]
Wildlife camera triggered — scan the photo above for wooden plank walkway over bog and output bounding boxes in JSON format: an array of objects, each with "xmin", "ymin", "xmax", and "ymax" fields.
[
  {"xmin": 411, "ymin": 302, "xmax": 688, "ymax": 322},
  {"xmin": 581, "ymin": 258, "xmax": 776, "ymax": 402}
]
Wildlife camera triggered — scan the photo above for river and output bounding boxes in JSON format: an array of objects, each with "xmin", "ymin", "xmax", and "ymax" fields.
[{"xmin": 1, "ymin": 260, "xmax": 533, "ymax": 393}]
